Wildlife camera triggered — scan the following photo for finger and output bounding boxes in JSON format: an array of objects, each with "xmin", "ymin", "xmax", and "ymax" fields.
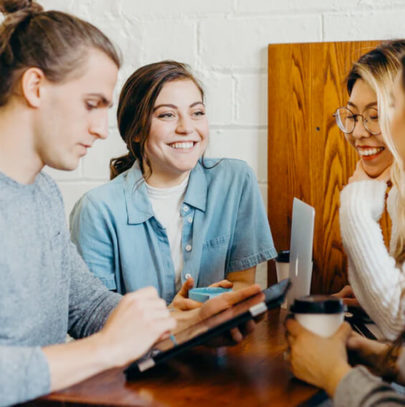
[
  {"xmin": 174, "ymin": 297, "xmax": 202, "ymax": 311},
  {"xmin": 177, "ymin": 277, "xmax": 195, "ymax": 298},
  {"xmin": 238, "ymin": 320, "xmax": 256, "ymax": 336},
  {"xmin": 334, "ymin": 322, "xmax": 352, "ymax": 341},
  {"xmin": 221, "ymin": 284, "xmax": 262, "ymax": 305},
  {"xmin": 203, "ymin": 284, "xmax": 263, "ymax": 316},
  {"xmin": 209, "ymin": 279, "xmax": 233, "ymax": 288},
  {"xmin": 342, "ymin": 298, "xmax": 360, "ymax": 307},
  {"xmin": 332, "ymin": 285, "xmax": 350, "ymax": 298},
  {"xmin": 341, "ymin": 285, "xmax": 354, "ymax": 297},
  {"xmin": 285, "ymin": 318, "xmax": 310, "ymax": 337},
  {"xmin": 229, "ymin": 327, "xmax": 243, "ymax": 343},
  {"xmin": 347, "ymin": 332, "xmax": 368, "ymax": 350}
]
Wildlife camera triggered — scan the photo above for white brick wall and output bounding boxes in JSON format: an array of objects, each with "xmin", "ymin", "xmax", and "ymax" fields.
[{"xmin": 37, "ymin": 0, "xmax": 405, "ymax": 286}]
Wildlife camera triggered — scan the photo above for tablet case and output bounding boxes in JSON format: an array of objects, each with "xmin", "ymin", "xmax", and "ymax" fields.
[{"xmin": 125, "ymin": 279, "xmax": 290, "ymax": 379}]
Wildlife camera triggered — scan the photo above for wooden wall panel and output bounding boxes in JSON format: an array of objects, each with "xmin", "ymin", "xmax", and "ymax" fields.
[{"xmin": 267, "ymin": 40, "xmax": 391, "ymax": 293}]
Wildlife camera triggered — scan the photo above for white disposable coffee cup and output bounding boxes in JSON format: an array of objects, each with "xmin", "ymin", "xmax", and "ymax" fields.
[
  {"xmin": 290, "ymin": 295, "xmax": 346, "ymax": 337},
  {"xmin": 275, "ymin": 250, "xmax": 289, "ymax": 308}
]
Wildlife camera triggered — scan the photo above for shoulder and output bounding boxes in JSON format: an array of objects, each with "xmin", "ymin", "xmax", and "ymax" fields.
[
  {"xmin": 37, "ymin": 172, "xmax": 65, "ymax": 207},
  {"xmin": 71, "ymin": 173, "xmax": 129, "ymax": 221},
  {"xmin": 82, "ymin": 173, "xmax": 127, "ymax": 207},
  {"xmin": 38, "ymin": 171, "xmax": 62, "ymax": 196}
]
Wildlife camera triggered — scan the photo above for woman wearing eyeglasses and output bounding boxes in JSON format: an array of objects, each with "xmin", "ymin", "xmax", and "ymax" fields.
[
  {"xmin": 285, "ymin": 47, "xmax": 405, "ymax": 407},
  {"xmin": 334, "ymin": 40, "xmax": 405, "ymax": 340}
]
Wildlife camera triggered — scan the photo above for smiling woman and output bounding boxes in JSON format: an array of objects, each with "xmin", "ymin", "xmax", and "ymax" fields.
[
  {"xmin": 332, "ymin": 40, "xmax": 405, "ymax": 340},
  {"xmin": 334, "ymin": 49, "xmax": 396, "ymax": 178},
  {"xmin": 142, "ymin": 78, "xmax": 209, "ymax": 187},
  {"xmin": 339, "ymin": 79, "xmax": 391, "ymax": 174},
  {"xmin": 285, "ymin": 46, "xmax": 405, "ymax": 407},
  {"xmin": 70, "ymin": 60, "xmax": 277, "ymax": 309}
]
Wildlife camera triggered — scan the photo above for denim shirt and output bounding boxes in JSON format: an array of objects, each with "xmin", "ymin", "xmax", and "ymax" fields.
[{"xmin": 70, "ymin": 158, "xmax": 276, "ymax": 304}]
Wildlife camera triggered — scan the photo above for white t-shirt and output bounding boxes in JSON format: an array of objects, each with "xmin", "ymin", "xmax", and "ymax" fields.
[{"xmin": 145, "ymin": 177, "xmax": 189, "ymax": 291}]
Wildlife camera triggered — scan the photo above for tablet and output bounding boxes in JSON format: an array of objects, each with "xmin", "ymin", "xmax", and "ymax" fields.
[{"xmin": 125, "ymin": 278, "xmax": 290, "ymax": 378}]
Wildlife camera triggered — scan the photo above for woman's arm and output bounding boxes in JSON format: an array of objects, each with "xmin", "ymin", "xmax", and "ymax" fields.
[
  {"xmin": 227, "ymin": 266, "xmax": 256, "ymax": 290},
  {"xmin": 340, "ymin": 180, "xmax": 405, "ymax": 340}
]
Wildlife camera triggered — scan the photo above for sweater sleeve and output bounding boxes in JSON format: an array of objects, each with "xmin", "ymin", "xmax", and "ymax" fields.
[
  {"xmin": 67, "ymin": 238, "xmax": 121, "ymax": 339},
  {"xmin": 334, "ymin": 366, "xmax": 405, "ymax": 407},
  {"xmin": 340, "ymin": 181, "xmax": 405, "ymax": 340},
  {"xmin": 0, "ymin": 346, "xmax": 50, "ymax": 406},
  {"xmin": 70, "ymin": 195, "xmax": 118, "ymax": 290}
]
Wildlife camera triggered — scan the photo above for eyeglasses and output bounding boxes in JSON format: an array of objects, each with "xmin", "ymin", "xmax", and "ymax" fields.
[{"xmin": 333, "ymin": 106, "xmax": 381, "ymax": 136}]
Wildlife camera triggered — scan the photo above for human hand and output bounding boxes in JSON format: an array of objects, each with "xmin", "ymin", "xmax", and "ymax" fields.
[
  {"xmin": 347, "ymin": 332, "xmax": 396, "ymax": 378},
  {"xmin": 349, "ymin": 161, "xmax": 391, "ymax": 183},
  {"xmin": 98, "ymin": 287, "xmax": 176, "ymax": 368},
  {"xmin": 332, "ymin": 285, "xmax": 360, "ymax": 307},
  {"xmin": 285, "ymin": 318, "xmax": 352, "ymax": 397},
  {"xmin": 173, "ymin": 284, "xmax": 263, "ymax": 345},
  {"xmin": 170, "ymin": 277, "xmax": 233, "ymax": 311}
]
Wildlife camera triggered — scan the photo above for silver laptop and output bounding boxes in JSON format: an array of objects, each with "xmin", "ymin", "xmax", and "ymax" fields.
[{"xmin": 286, "ymin": 198, "xmax": 315, "ymax": 308}]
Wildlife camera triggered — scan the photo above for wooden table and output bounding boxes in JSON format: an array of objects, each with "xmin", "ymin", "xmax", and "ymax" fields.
[{"xmin": 25, "ymin": 309, "xmax": 323, "ymax": 407}]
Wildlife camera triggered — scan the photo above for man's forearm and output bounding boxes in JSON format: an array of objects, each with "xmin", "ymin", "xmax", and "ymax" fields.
[{"xmin": 43, "ymin": 332, "xmax": 113, "ymax": 392}]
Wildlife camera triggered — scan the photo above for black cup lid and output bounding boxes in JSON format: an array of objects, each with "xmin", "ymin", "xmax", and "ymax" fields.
[
  {"xmin": 290, "ymin": 295, "xmax": 346, "ymax": 314},
  {"xmin": 276, "ymin": 250, "xmax": 290, "ymax": 263}
]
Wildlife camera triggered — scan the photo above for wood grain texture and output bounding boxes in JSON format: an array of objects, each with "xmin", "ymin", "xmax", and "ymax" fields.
[
  {"xmin": 267, "ymin": 41, "xmax": 391, "ymax": 293},
  {"xmin": 23, "ymin": 310, "xmax": 320, "ymax": 407}
]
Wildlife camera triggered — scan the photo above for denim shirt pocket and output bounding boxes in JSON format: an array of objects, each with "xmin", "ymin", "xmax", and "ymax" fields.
[
  {"xmin": 199, "ymin": 234, "xmax": 231, "ymax": 285},
  {"xmin": 202, "ymin": 234, "xmax": 230, "ymax": 250}
]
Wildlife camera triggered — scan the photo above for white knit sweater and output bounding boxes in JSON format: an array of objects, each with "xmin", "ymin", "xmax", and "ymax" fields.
[{"xmin": 340, "ymin": 180, "xmax": 405, "ymax": 340}]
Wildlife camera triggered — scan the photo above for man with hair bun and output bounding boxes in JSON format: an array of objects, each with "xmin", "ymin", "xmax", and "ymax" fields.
[{"xmin": 0, "ymin": 1, "xmax": 261, "ymax": 405}]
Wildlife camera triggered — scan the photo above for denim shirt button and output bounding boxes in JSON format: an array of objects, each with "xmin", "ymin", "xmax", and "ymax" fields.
[
  {"xmin": 187, "ymin": 216, "xmax": 193, "ymax": 223},
  {"xmin": 183, "ymin": 205, "xmax": 189, "ymax": 213},
  {"xmin": 185, "ymin": 244, "xmax": 192, "ymax": 252}
]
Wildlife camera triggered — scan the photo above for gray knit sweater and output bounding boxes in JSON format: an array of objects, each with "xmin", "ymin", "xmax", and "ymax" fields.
[
  {"xmin": 0, "ymin": 171, "xmax": 120, "ymax": 406},
  {"xmin": 334, "ymin": 364, "xmax": 405, "ymax": 406}
]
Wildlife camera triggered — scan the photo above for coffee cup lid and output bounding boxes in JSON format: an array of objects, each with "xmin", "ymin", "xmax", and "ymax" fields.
[
  {"xmin": 290, "ymin": 295, "xmax": 346, "ymax": 314},
  {"xmin": 276, "ymin": 250, "xmax": 290, "ymax": 263}
]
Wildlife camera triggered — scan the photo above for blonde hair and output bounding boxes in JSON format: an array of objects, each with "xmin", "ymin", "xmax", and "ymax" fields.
[{"xmin": 348, "ymin": 40, "xmax": 405, "ymax": 263}]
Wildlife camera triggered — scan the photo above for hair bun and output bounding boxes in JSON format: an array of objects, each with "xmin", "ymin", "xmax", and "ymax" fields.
[{"xmin": 0, "ymin": 0, "xmax": 43, "ymax": 15}]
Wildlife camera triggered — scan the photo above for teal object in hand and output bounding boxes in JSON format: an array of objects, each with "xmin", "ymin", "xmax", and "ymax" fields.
[{"xmin": 189, "ymin": 287, "xmax": 232, "ymax": 302}]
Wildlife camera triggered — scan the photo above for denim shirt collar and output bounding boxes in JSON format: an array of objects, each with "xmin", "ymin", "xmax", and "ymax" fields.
[{"xmin": 124, "ymin": 160, "xmax": 207, "ymax": 225}]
